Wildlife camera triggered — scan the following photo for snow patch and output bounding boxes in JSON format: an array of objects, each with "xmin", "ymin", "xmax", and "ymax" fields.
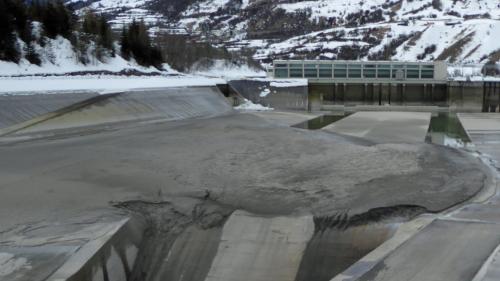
[
  {"xmin": 192, "ymin": 59, "xmax": 266, "ymax": 79},
  {"xmin": 248, "ymin": 78, "xmax": 308, "ymax": 88},
  {"xmin": 259, "ymin": 88, "xmax": 271, "ymax": 97},
  {"xmin": 234, "ymin": 99, "xmax": 273, "ymax": 111},
  {"xmin": 0, "ymin": 75, "xmax": 225, "ymax": 94},
  {"xmin": 0, "ymin": 35, "xmax": 169, "ymax": 76}
]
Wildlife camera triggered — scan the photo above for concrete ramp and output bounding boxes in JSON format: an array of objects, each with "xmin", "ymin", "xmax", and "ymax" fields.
[
  {"xmin": 323, "ymin": 111, "xmax": 431, "ymax": 143},
  {"xmin": 0, "ymin": 92, "xmax": 100, "ymax": 135},
  {"xmin": 10, "ymin": 86, "xmax": 232, "ymax": 135},
  {"xmin": 205, "ymin": 211, "xmax": 314, "ymax": 281},
  {"xmin": 458, "ymin": 113, "xmax": 500, "ymax": 170}
]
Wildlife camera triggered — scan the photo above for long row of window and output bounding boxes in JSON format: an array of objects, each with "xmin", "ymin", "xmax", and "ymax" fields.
[{"xmin": 274, "ymin": 63, "xmax": 435, "ymax": 79}]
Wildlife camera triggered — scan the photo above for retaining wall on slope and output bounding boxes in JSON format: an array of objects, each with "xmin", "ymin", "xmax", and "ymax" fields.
[
  {"xmin": 5, "ymin": 86, "xmax": 232, "ymax": 136},
  {"xmin": 46, "ymin": 216, "xmax": 145, "ymax": 281},
  {"xmin": 0, "ymin": 91, "xmax": 100, "ymax": 134}
]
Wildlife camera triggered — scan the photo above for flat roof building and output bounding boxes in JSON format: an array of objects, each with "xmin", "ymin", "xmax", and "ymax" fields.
[{"xmin": 269, "ymin": 60, "xmax": 448, "ymax": 84}]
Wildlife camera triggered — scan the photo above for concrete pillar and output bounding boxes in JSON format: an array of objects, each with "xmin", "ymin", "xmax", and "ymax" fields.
[
  {"xmin": 334, "ymin": 83, "xmax": 337, "ymax": 104},
  {"xmin": 378, "ymin": 83, "xmax": 382, "ymax": 106},
  {"xmin": 343, "ymin": 83, "xmax": 347, "ymax": 104},
  {"xmin": 495, "ymin": 83, "xmax": 500, "ymax": 112},
  {"xmin": 423, "ymin": 84, "xmax": 427, "ymax": 103},
  {"xmin": 431, "ymin": 84, "xmax": 435, "ymax": 103},
  {"xmin": 363, "ymin": 83, "xmax": 367, "ymax": 103},
  {"xmin": 446, "ymin": 83, "xmax": 451, "ymax": 106},
  {"xmin": 482, "ymin": 82, "xmax": 488, "ymax": 112},
  {"xmin": 402, "ymin": 84, "xmax": 406, "ymax": 105},
  {"xmin": 389, "ymin": 84, "xmax": 392, "ymax": 104},
  {"xmin": 460, "ymin": 82, "xmax": 465, "ymax": 108}
]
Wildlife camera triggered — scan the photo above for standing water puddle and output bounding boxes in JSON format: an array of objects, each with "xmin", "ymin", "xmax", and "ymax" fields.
[
  {"xmin": 292, "ymin": 113, "xmax": 351, "ymax": 130},
  {"xmin": 426, "ymin": 112, "xmax": 472, "ymax": 147}
]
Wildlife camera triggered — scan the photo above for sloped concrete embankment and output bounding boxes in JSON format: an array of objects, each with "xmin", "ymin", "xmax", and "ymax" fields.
[
  {"xmin": 61, "ymin": 203, "xmax": 426, "ymax": 281},
  {"xmin": 0, "ymin": 91, "xmax": 101, "ymax": 136},
  {"xmin": 1, "ymin": 86, "xmax": 232, "ymax": 136},
  {"xmin": 228, "ymin": 80, "xmax": 308, "ymax": 110}
]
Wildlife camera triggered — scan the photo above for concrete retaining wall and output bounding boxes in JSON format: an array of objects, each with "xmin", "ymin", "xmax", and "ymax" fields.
[
  {"xmin": 0, "ymin": 92, "xmax": 99, "ymax": 134},
  {"xmin": 448, "ymin": 81, "xmax": 484, "ymax": 112},
  {"xmin": 311, "ymin": 83, "xmax": 448, "ymax": 109},
  {"xmin": 8, "ymin": 86, "xmax": 232, "ymax": 135},
  {"xmin": 46, "ymin": 217, "xmax": 145, "ymax": 281},
  {"xmin": 228, "ymin": 80, "xmax": 308, "ymax": 110}
]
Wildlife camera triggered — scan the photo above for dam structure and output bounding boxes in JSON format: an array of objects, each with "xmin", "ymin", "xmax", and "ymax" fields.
[
  {"xmin": 0, "ymin": 78, "xmax": 500, "ymax": 281},
  {"xmin": 268, "ymin": 60, "xmax": 500, "ymax": 112}
]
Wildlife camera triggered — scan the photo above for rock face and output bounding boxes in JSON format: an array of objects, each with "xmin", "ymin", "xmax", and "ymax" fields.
[{"xmin": 65, "ymin": 0, "xmax": 500, "ymax": 64}]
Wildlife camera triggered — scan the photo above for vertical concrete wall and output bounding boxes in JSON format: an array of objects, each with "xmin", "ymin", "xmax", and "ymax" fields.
[
  {"xmin": 448, "ymin": 81, "xmax": 484, "ymax": 112},
  {"xmin": 228, "ymin": 80, "xmax": 308, "ymax": 110},
  {"xmin": 483, "ymin": 82, "xmax": 500, "ymax": 112},
  {"xmin": 311, "ymin": 83, "xmax": 448, "ymax": 109},
  {"xmin": 47, "ymin": 218, "xmax": 145, "ymax": 281}
]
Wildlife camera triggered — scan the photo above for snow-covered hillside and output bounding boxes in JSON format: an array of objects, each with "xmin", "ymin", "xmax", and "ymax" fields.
[
  {"xmin": 0, "ymin": 35, "xmax": 167, "ymax": 76},
  {"xmin": 67, "ymin": 0, "xmax": 500, "ymax": 66}
]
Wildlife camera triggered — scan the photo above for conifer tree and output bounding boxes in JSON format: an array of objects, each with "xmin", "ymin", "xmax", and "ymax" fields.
[
  {"xmin": 0, "ymin": 0, "xmax": 20, "ymax": 62},
  {"xmin": 120, "ymin": 20, "xmax": 163, "ymax": 68}
]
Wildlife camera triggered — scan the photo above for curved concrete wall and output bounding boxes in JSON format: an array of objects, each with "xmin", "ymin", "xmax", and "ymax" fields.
[
  {"xmin": 0, "ymin": 92, "xmax": 100, "ymax": 134},
  {"xmin": 10, "ymin": 86, "xmax": 232, "ymax": 135},
  {"xmin": 46, "ymin": 216, "xmax": 145, "ymax": 281}
]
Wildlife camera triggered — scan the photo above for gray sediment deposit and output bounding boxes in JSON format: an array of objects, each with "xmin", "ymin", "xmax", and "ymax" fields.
[{"xmin": 0, "ymin": 87, "xmax": 492, "ymax": 281}]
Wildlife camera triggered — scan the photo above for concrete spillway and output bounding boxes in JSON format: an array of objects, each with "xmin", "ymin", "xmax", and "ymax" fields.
[
  {"xmin": 0, "ymin": 91, "xmax": 100, "ymax": 135},
  {"xmin": 1, "ymin": 86, "xmax": 232, "ymax": 137},
  {"xmin": 205, "ymin": 211, "xmax": 314, "ymax": 281},
  {"xmin": 0, "ymin": 86, "xmax": 493, "ymax": 281}
]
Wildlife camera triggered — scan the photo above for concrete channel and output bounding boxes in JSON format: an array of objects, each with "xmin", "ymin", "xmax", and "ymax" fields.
[{"xmin": 0, "ymin": 83, "xmax": 497, "ymax": 281}]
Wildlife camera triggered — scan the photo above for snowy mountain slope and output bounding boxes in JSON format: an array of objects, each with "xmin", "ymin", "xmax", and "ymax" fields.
[
  {"xmin": 66, "ymin": 0, "xmax": 500, "ymax": 65},
  {"xmin": 1, "ymin": 22, "xmax": 169, "ymax": 76}
]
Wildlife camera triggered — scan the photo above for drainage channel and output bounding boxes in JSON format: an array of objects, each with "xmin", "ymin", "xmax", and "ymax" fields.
[
  {"xmin": 425, "ymin": 112, "xmax": 472, "ymax": 147},
  {"xmin": 58, "ymin": 112, "xmax": 476, "ymax": 281},
  {"xmin": 292, "ymin": 113, "xmax": 351, "ymax": 130},
  {"xmin": 63, "ymin": 199, "xmax": 428, "ymax": 281},
  {"xmin": 293, "ymin": 111, "xmax": 472, "ymax": 148},
  {"xmin": 86, "ymin": 199, "xmax": 428, "ymax": 281}
]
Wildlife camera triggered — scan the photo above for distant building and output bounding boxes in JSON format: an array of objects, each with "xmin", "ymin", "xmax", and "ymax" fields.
[{"xmin": 269, "ymin": 60, "xmax": 448, "ymax": 83}]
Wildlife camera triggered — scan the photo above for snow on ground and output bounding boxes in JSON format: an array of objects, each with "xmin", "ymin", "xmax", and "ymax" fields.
[
  {"xmin": 192, "ymin": 59, "xmax": 266, "ymax": 79},
  {"xmin": 259, "ymin": 88, "xmax": 271, "ymax": 97},
  {"xmin": 277, "ymin": 0, "xmax": 389, "ymax": 22},
  {"xmin": 0, "ymin": 75, "xmax": 226, "ymax": 94},
  {"xmin": 248, "ymin": 78, "xmax": 308, "ymax": 88},
  {"xmin": 392, "ymin": 19, "xmax": 500, "ymax": 63},
  {"xmin": 234, "ymin": 99, "xmax": 273, "ymax": 111},
  {"xmin": 0, "ymin": 35, "xmax": 169, "ymax": 76},
  {"xmin": 183, "ymin": 0, "xmax": 232, "ymax": 15}
]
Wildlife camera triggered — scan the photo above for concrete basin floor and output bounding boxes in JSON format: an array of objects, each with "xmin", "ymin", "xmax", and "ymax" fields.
[{"xmin": 0, "ymin": 111, "xmax": 490, "ymax": 281}]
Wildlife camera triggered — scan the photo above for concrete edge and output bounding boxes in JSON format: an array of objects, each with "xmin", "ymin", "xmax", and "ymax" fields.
[
  {"xmin": 46, "ymin": 216, "xmax": 145, "ymax": 281},
  {"xmin": 330, "ymin": 216, "xmax": 435, "ymax": 281},
  {"xmin": 0, "ymin": 93, "xmax": 120, "ymax": 137},
  {"xmin": 456, "ymin": 113, "xmax": 475, "ymax": 143},
  {"xmin": 471, "ymin": 243, "xmax": 500, "ymax": 281},
  {"xmin": 330, "ymin": 150, "xmax": 499, "ymax": 281}
]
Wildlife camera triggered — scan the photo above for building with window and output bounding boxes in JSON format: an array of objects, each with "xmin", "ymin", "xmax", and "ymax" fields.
[{"xmin": 269, "ymin": 60, "xmax": 448, "ymax": 83}]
